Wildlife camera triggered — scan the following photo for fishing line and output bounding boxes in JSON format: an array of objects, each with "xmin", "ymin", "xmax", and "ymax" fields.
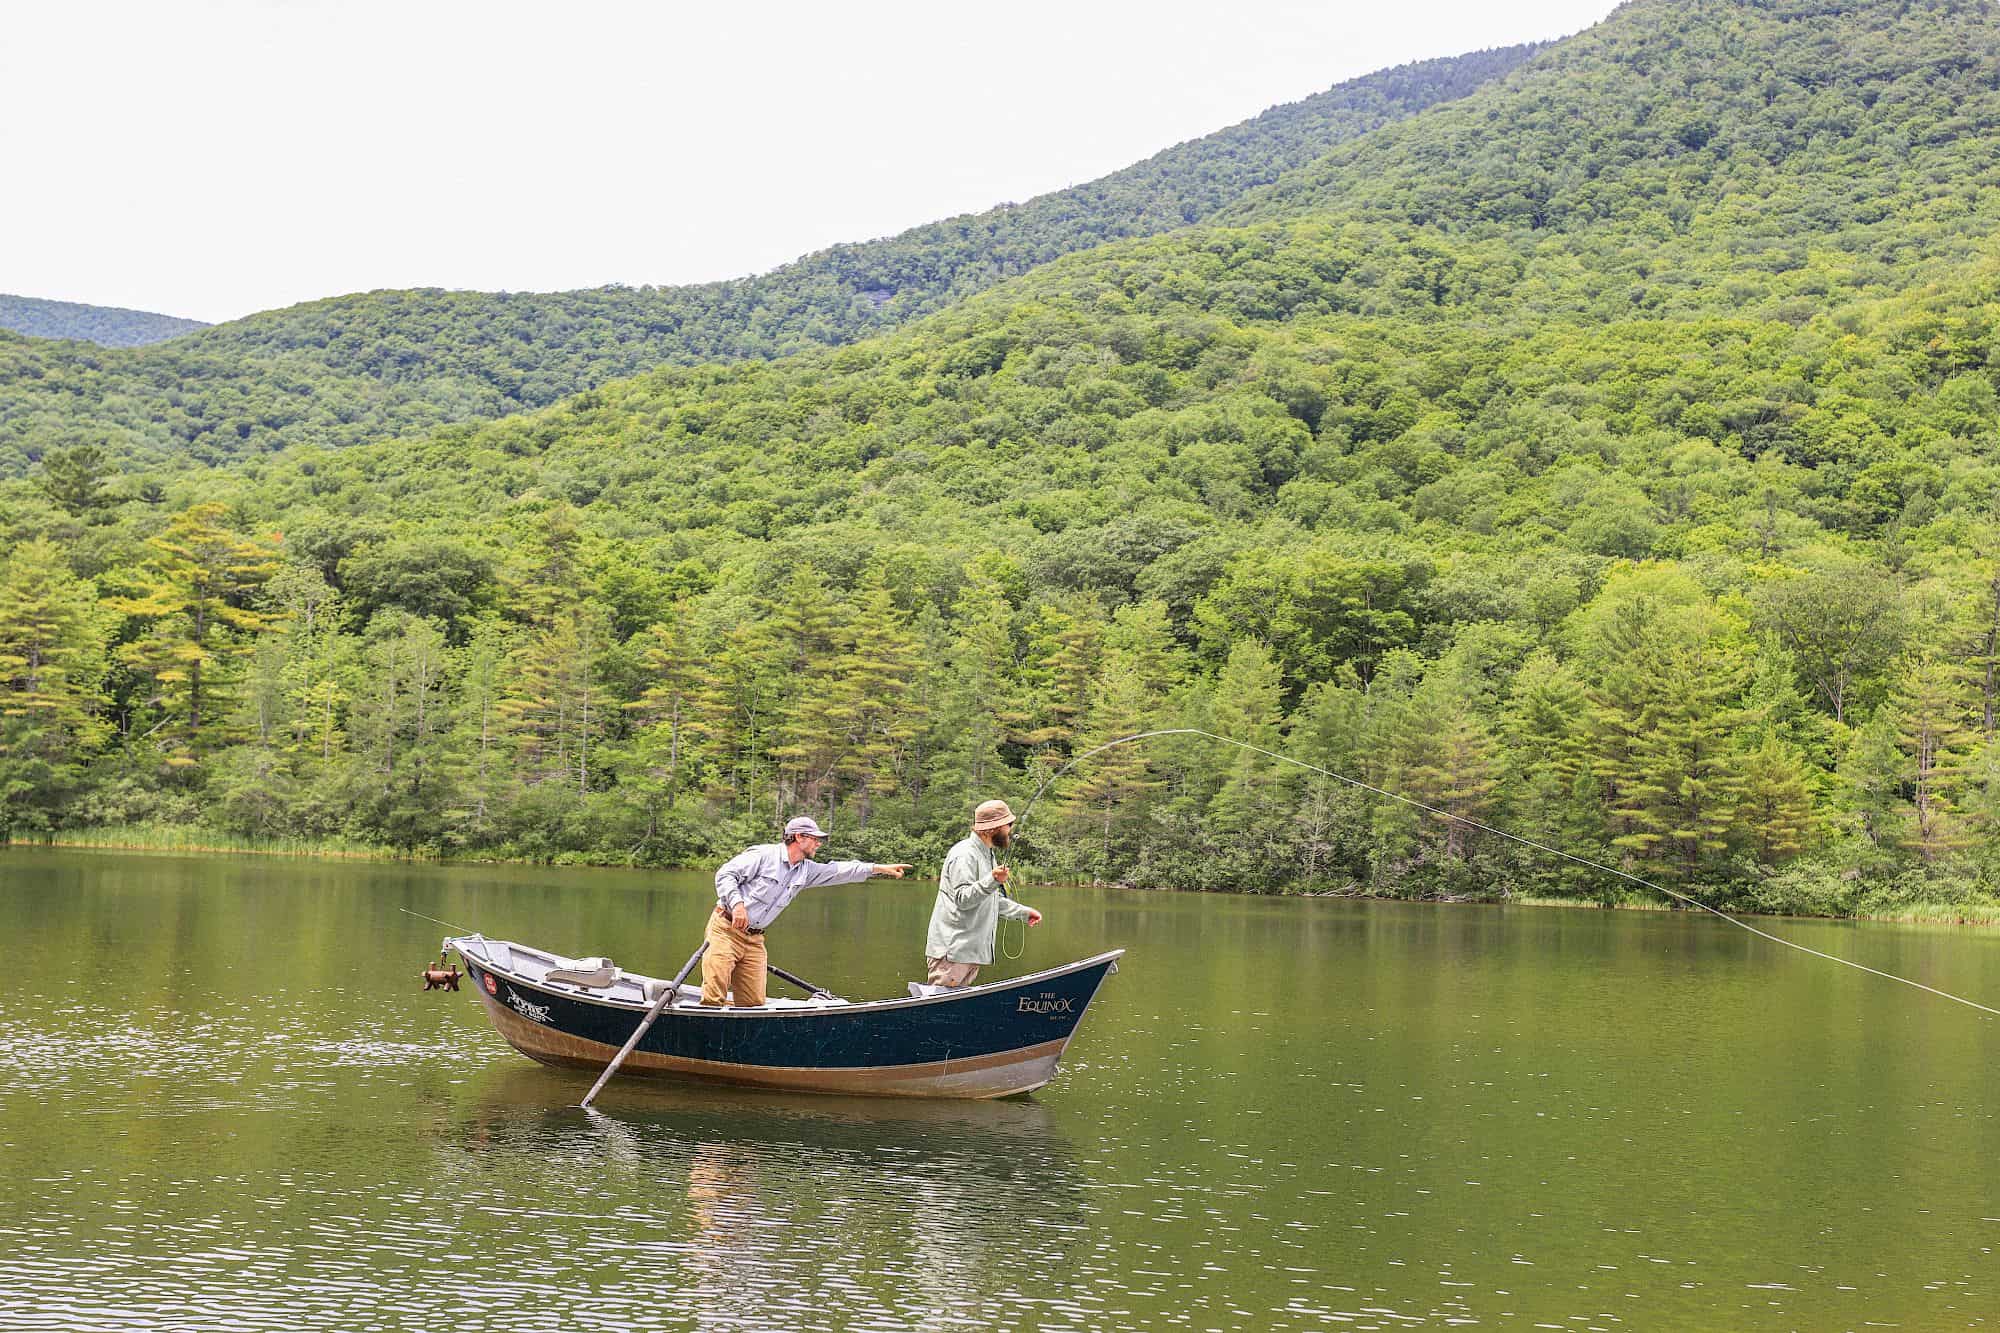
[
  {"xmin": 999, "ymin": 911, "xmax": 1027, "ymax": 960},
  {"xmin": 398, "ymin": 905, "xmax": 476, "ymax": 936},
  {"xmin": 1016, "ymin": 727, "xmax": 2000, "ymax": 1021}
]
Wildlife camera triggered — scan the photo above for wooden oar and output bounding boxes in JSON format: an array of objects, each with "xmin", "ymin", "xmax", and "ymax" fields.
[
  {"xmin": 579, "ymin": 943, "xmax": 706, "ymax": 1110},
  {"xmin": 767, "ymin": 961, "xmax": 839, "ymax": 1000}
]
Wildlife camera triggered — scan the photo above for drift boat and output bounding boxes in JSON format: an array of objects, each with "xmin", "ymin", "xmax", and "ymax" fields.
[{"xmin": 446, "ymin": 935, "xmax": 1122, "ymax": 1099}]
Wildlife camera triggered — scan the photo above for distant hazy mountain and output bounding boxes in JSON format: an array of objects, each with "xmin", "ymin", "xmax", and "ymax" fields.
[
  {"xmin": 0, "ymin": 294, "xmax": 207, "ymax": 348},
  {"xmin": 0, "ymin": 43, "xmax": 1539, "ymax": 472}
]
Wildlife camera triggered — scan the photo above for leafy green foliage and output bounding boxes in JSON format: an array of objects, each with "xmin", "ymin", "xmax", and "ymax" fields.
[{"xmin": 10, "ymin": 1, "xmax": 2000, "ymax": 914}]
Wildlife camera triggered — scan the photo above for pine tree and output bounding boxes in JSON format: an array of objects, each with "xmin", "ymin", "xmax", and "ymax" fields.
[
  {"xmin": 113, "ymin": 503, "xmax": 280, "ymax": 757},
  {"xmin": 626, "ymin": 607, "xmax": 699, "ymax": 809},
  {"xmin": 1578, "ymin": 594, "xmax": 1749, "ymax": 883},
  {"xmin": 686, "ymin": 617, "xmax": 777, "ymax": 819},
  {"xmin": 1501, "ymin": 650, "xmax": 1589, "ymax": 802},
  {"xmin": 925, "ymin": 574, "xmax": 1015, "ymax": 806},
  {"xmin": 1975, "ymin": 566, "xmax": 2000, "ymax": 738},
  {"xmin": 1060, "ymin": 652, "xmax": 1162, "ymax": 876},
  {"xmin": 1014, "ymin": 597, "xmax": 1105, "ymax": 755},
  {"xmin": 1738, "ymin": 736, "xmax": 1816, "ymax": 865},
  {"xmin": 263, "ymin": 562, "xmax": 351, "ymax": 761},
  {"xmin": 828, "ymin": 573, "xmax": 921, "ymax": 818},
  {"xmin": 342, "ymin": 614, "xmax": 456, "ymax": 848},
  {"xmin": 902, "ymin": 599, "xmax": 954, "ymax": 808},
  {"xmin": 1936, "ymin": 544, "xmax": 2000, "ymax": 739},
  {"xmin": 1390, "ymin": 676, "xmax": 1500, "ymax": 863},
  {"xmin": 0, "ymin": 540, "xmax": 111, "ymax": 829},
  {"xmin": 1606, "ymin": 644, "xmax": 1748, "ymax": 881},
  {"xmin": 1105, "ymin": 598, "xmax": 1191, "ymax": 711},
  {"xmin": 510, "ymin": 503, "xmax": 592, "ymax": 628},
  {"xmin": 1837, "ymin": 711, "xmax": 1906, "ymax": 854},
  {"xmin": 1495, "ymin": 651, "xmax": 1606, "ymax": 896},
  {"xmin": 498, "ymin": 602, "xmax": 614, "ymax": 794},
  {"xmin": 761, "ymin": 565, "xmax": 847, "ymax": 813},
  {"xmin": 1206, "ymin": 640, "xmax": 1286, "ymax": 835},
  {"xmin": 35, "ymin": 444, "xmax": 114, "ymax": 517},
  {"xmin": 445, "ymin": 620, "xmax": 512, "ymax": 845},
  {"xmin": 1287, "ymin": 672, "xmax": 1376, "ymax": 883},
  {"xmin": 1887, "ymin": 657, "xmax": 1976, "ymax": 862}
]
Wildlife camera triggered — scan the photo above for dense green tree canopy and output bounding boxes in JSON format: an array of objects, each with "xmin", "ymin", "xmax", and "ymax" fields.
[{"xmin": 5, "ymin": 0, "xmax": 2000, "ymax": 914}]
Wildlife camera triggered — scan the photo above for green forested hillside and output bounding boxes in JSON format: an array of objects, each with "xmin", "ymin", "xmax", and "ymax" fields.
[
  {"xmin": 0, "ymin": 295, "xmax": 207, "ymax": 347},
  {"xmin": 0, "ymin": 44, "xmax": 1535, "ymax": 476},
  {"xmin": 1223, "ymin": 0, "xmax": 2000, "ymax": 318},
  {"xmin": 7, "ymin": 0, "xmax": 2000, "ymax": 914}
]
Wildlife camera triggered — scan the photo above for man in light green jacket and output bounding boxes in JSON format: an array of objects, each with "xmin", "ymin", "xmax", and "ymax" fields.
[{"xmin": 925, "ymin": 799, "xmax": 1043, "ymax": 988}]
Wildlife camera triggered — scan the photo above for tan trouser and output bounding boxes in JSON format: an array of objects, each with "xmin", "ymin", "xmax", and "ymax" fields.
[
  {"xmin": 926, "ymin": 956, "xmax": 981, "ymax": 989},
  {"xmin": 702, "ymin": 909, "xmax": 768, "ymax": 1007}
]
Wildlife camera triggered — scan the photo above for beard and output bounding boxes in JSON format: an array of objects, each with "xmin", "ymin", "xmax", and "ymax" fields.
[{"xmin": 990, "ymin": 827, "xmax": 1011, "ymax": 849}]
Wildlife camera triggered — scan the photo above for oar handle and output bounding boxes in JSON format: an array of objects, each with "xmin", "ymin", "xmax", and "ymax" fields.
[
  {"xmin": 579, "ymin": 942, "xmax": 706, "ymax": 1110},
  {"xmin": 767, "ymin": 961, "xmax": 838, "ymax": 1000}
]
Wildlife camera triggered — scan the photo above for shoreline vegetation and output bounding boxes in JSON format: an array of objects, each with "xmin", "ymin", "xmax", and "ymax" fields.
[
  {"xmin": 15, "ymin": 829, "xmax": 1999, "ymax": 926},
  {"xmin": 12, "ymin": 5, "xmax": 2000, "ymax": 926}
]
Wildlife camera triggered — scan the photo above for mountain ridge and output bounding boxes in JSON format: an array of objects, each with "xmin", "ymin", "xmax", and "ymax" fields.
[
  {"xmin": 0, "ymin": 42, "xmax": 1540, "ymax": 474},
  {"xmin": 0, "ymin": 294, "xmax": 208, "ymax": 348}
]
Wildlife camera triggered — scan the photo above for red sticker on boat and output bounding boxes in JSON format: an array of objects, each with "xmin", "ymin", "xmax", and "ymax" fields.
[{"xmin": 484, "ymin": 974, "xmax": 498, "ymax": 995}]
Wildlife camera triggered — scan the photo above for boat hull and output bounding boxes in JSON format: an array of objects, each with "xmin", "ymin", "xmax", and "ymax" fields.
[{"xmin": 451, "ymin": 941, "xmax": 1122, "ymax": 1100}]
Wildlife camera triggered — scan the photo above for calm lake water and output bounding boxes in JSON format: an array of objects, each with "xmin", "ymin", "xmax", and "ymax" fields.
[{"xmin": 3, "ymin": 849, "xmax": 1998, "ymax": 1331}]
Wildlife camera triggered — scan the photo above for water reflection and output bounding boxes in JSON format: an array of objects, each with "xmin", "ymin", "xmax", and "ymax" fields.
[
  {"xmin": 8, "ymin": 850, "xmax": 2000, "ymax": 1330},
  {"xmin": 440, "ymin": 1068, "xmax": 1088, "ymax": 1330}
]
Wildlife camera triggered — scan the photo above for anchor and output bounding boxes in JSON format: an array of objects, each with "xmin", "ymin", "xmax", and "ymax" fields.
[{"xmin": 421, "ymin": 949, "xmax": 461, "ymax": 991}]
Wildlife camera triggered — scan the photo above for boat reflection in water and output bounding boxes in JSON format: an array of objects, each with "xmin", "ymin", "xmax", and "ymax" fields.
[{"xmin": 439, "ymin": 1067, "xmax": 1092, "ymax": 1329}]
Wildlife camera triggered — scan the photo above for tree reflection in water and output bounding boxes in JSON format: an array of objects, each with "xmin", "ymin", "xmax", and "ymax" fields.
[{"xmin": 441, "ymin": 1067, "xmax": 1089, "ymax": 1330}]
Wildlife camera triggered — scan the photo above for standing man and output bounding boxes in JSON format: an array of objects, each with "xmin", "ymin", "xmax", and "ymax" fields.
[
  {"xmin": 704, "ymin": 816, "xmax": 910, "ymax": 1007},
  {"xmin": 925, "ymin": 799, "xmax": 1042, "ymax": 989}
]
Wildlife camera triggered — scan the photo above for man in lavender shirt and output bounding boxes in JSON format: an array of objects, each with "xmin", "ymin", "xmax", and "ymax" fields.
[{"xmin": 702, "ymin": 816, "xmax": 910, "ymax": 1007}]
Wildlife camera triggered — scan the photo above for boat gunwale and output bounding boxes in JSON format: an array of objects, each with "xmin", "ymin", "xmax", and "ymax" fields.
[{"xmin": 447, "ymin": 937, "xmax": 1124, "ymax": 1020}]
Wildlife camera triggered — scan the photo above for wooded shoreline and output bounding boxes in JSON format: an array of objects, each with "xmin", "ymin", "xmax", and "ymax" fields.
[{"xmin": 15, "ymin": 831, "xmax": 1999, "ymax": 925}]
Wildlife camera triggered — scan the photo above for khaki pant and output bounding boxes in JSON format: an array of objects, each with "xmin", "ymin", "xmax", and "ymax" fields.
[
  {"xmin": 925, "ymin": 956, "xmax": 981, "ymax": 989},
  {"xmin": 702, "ymin": 909, "xmax": 768, "ymax": 1007}
]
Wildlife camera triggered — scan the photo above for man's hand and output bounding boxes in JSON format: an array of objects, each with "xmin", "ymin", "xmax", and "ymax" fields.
[
  {"xmin": 874, "ymin": 863, "xmax": 912, "ymax": 879},
  {"xmin": 991, "ymin": 865, "xmax": 1010, "ymax": 886},
  {"xmin": 1026, "ymin": 908, "xmax": 1043, "ymax": 927},
  {"xmin": 731, "ymin": 903, "xmax": 749, "ymax": 931}
]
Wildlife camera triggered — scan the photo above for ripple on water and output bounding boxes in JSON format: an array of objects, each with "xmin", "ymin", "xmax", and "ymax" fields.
[
  {"xmin": 0, "ymin": 999, "xmax": 494, "ymax": 1116},
  {"xmin": 6, "ymin": 864, "xmax": 2000, "ymax": 1330}
]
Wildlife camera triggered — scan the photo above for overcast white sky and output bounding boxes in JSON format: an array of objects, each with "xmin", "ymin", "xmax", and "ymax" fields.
[{"xmin": 0, "ymin": 1, "xmax": 1620, "ymax": 323}]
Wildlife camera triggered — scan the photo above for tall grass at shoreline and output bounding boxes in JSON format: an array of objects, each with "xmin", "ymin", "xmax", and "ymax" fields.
[
  {"xmin": 1506, "ymin": 892, "xmax": 2000, "ymax": 926},
  {"xmin": 7, "ymin": 825, "xmax": 420, "ymax": 861}
]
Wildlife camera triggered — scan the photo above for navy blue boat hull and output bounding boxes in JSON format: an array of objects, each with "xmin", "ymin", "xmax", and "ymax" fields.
[{"xmin": 449, "ymin": 939, "xmax": 1123, "ymax": 1099}]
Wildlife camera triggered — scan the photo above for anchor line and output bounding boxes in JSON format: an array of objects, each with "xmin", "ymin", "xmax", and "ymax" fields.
[{"xmin": 1014, "ymin": 727, "xmax": 2000, "ymax": 1021}]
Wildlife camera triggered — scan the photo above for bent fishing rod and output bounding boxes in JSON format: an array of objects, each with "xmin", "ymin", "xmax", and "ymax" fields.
[{"xmin": 1008, "ymin": 727, "xmax": 2000, "ymax": 1020}]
